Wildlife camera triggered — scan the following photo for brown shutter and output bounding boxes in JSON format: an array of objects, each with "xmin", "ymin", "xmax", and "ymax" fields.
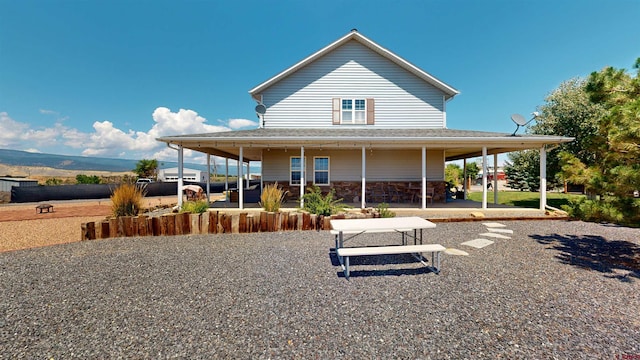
[
  {"xmin": 332, "ymin": 98, "xmax": 341, "ymax": 125},
  {"xmin": 366, "ymin": 98, "xmax": 375, "ymax": 125}
]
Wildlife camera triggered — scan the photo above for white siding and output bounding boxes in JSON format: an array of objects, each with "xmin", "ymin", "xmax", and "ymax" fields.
[
  {"xmin": 261, "ymin": 41, "xmax": 446, "ymax": 129},
  {"xmin": 262, "ymin": 149, "xmax": 444, "ymax": 183}
]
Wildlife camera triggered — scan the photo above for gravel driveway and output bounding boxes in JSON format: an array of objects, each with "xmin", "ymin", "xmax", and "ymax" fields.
[{"xmin": 1, "ymin": 220, "xmax": 639, "ymax": 359}]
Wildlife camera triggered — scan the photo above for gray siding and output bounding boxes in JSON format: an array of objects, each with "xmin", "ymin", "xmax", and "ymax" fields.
[
  {"xmin": 261, "ymin": 149, "xmax": 444, "ymax": 183},
  {"xmin": 261, "ymin": 40, "xmax": 446, "ymax": 129}
]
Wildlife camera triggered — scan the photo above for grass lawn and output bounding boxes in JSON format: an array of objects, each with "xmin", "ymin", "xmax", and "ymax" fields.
[{"xmin": 466, "ymin": 191, "xmax": 584, "ymax": 209}]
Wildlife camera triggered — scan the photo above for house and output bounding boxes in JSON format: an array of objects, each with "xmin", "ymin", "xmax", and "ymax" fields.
[
  {"xmin": 157, "ymin": 30, "xmax": 573, "ymax": 209},
  {"xmin": 157, "ymin": 167, "xmax": 206, "ymax": 182}
]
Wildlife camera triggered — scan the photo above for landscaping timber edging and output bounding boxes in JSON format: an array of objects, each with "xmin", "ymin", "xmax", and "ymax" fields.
[{"xmin": 80, "ymin": 211, "xmax": 378, "ymax": 240}]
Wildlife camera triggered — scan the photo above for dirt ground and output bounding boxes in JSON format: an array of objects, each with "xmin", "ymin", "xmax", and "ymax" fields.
[{"xmin": 0, "ymin": 197, "xmax": 178, "ymax": 253}]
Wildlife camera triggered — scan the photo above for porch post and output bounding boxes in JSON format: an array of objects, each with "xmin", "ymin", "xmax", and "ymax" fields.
[
  {"xmin": 260, "ymin": 151, "xmax": 263, "ymax": 193},
  {"xmin": 238, "ymin": 147, "xmax": 244, "ymax": 210},
  {"xmin": 421, "ymin": 147, "xmax": 427, "ymax": 210},
  {"xmin": 206, "ymin": 154, "xmax": 211, "ymax": 205},
  {"xmin": 361, "ymin": 146, "xmax": 366, "ymax": 209},
  {"xmin": 493, "ymin": 153, "xmax": 498, "ymax": 204},
  {"xmin": 300, "ymin": 146, "xmax": 305, "ymax": 209},
  {"xmin": 225, "ymin": 158, "xmax": 229, "ymax": 201},
  {"xmin": 463, "ymin": 158, "xmax": 467, "ymax": 200},
  {"xmin": 540, "ymin": 146, "xmax": 547, "ymax": 211},
  {"xmin": 482, "ymin": 147, "xmax": 487, "ymax": 209},
  {"xmin": 246, "ymin": 162, "xmax": 250, "ymax": 189},
  {"xmin": 177, "ymin": 144, "xmax": 184, "ymax": 208}
]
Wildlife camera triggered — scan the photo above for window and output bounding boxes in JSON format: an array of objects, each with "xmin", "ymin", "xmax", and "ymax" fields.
[
  {"xmin": 341, "ymin": 99, "xmax": 366, "ymax": 124},
  {"xmin": 314, "ymin": 157, "xmax": 330, "ymax": 185},
  {"xmin": 333, "ymin": 98, "xmax": 374, "ymax": 125},
  {"xmin": 290, "ymin": 157, "xmax": 306, "ymax": 185}
]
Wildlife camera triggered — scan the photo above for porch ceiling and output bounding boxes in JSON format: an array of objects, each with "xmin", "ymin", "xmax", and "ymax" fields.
[{"xmin": 156, "ymin": 128, "xmax": 574, "ymax": 162}]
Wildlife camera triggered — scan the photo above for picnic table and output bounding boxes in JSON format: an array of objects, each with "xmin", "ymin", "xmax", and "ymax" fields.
[
  {"xmin": 35, "ymin": 204, "xmax": 54, "ymax": 214},
  {"xmin": 329, "ymin": 216, "xmax": 444, "ymax": 279}
]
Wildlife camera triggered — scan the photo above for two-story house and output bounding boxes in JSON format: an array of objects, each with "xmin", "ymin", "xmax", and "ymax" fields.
[{"xmin": 158, "ymin": 30, "xmax": 572, "ymax": 210}]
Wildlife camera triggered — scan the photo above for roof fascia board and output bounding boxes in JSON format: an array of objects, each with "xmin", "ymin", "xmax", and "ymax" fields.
[{"xmin": 159, "ymin": 135, "xmax": 573, "ymax": 144}]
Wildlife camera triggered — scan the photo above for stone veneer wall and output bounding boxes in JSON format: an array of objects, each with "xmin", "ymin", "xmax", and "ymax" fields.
[{"xmin": 269, "ymin": 181, "xmax": 447, "ymax": 204}]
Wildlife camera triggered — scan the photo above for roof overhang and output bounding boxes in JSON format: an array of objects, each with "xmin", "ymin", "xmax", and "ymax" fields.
[
  {"xmin": 157, "ymin": 128, "xmax": 574, "ymax": 162},
  {"xmin": 249, "ymin": 30, "xmax": 460, "ymax": 102}
]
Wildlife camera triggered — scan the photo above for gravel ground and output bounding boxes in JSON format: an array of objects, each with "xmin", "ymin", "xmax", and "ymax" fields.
[{"xmin": 1, "ymin": 220, "xmax": 639, "ymax": 359}]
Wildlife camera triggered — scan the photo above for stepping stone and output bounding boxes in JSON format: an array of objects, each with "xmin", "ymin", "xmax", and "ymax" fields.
[
  {"xmin": 487, "ymin": 228, "xmax": 514, "ymax": 234},
  {"xmin": 483, "ymin": 222, "xmax": 506, "ymax": 228},
  {"xmin": 479, "ymin": 232, "xmax": 511, "ymax": 239},
  {"xmin": 461, "ymin": 238, "xmax": 494, "ymax": 249},
  {"xmin": 445, "ymin": 248, "xmax": 469, "ymax": 256}
]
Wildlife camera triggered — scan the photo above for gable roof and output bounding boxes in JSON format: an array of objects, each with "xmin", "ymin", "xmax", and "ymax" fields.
[{"xmin": 249, "ymin": 30, "xmax": 460, "ymax": 101}]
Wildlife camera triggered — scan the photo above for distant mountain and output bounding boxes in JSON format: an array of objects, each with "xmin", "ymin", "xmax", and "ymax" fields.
[
  {"xmin": 0, "ymin": 149, "xmax": 259, "ymax": 174},
  {"xmin": 0, "ymin": 149, "xmax": 204, "ymax": 172}
]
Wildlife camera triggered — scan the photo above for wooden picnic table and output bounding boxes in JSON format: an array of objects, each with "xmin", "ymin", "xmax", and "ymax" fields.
[{"xmin": 35, "ymin": 204, "xmax": 54, "ymax": 214}]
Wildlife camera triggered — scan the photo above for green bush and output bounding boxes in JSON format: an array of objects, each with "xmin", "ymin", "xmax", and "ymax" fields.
[
  {"xmin": 302, "ymin": 186, "xmax": 346, "ymax": 216},
  {"xmin": 110, "ymin": 183, "xmax": 145, "ymax": 217},
  {"xmin": 562, "ymin": 197, "xmax": 639, "ymax": 227},
  {"xmin": 181, "ymin": 200, "xmax": 209, "ymax": 214},
  {"xmin": 260, "ymin": 182, "xmax": 285, "ymax": 212},
  {"xmin": 376, "ymin": 202, "xmax": 396, "ymax": 218}
]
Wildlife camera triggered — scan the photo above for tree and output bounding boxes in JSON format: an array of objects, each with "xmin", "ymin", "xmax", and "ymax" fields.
[
  {"xmin": 558, "ymin": 58, "xmax": 640, "ymax": 225},
  {"xmin": 504, "ymin": 150, "xmax": 540, "ymax": 191},
  {"xmin": 76, "ymin": 174, "xmax": 101, "ymax": 184},
  {"xmin": 133, "ymin": 159, "xmax": 158, "ymax": 179},
  {"xmin": 465, "ymin": 162, "xmax": 480, "ymax": 186},
  {"xmin": 529, "ymin": 77, "xmax": 605, "ymax": 186},
  {"xmin": 445, "ymin": 163, "xmax": 462, "ymax": 186}
]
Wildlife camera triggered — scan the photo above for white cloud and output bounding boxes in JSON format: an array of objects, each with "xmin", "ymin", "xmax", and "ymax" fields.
[
  {"xmin": 228, "ymin": 118, "xmax": 258, "ymax": 129},
  {"xmin": 0, "ymin": 107, "xmax": 236, "ymax": 162},
  {"xmin": 0, "ymin": 112, "xmax": 30, "ymax": 147}
]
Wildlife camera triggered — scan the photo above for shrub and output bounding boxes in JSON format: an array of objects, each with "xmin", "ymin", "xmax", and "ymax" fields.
[
  {"xmin": 376, "ymin": 202, "xmax": 396, "ymax": 218},
  {"xmin": 302, "ymin": 186, "xmax": 346, "ymax": 216},
  {"xmin": 563, "ymin": 197, "xmax": 640, "ymax": 227},
  {"xmin": 181, "ymin": 200, "xmax": 209, "ymax": 214},
  {"xmin": 260, "ymin": 182, "xmax": 285, "ymax": 212},
  {"xmin": 110, "ymin": 183, "xmax": 145, "ymax": 217}
]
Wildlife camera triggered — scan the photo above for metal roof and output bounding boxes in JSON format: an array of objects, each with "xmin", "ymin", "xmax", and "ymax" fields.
[{"xmin": 157, "ymin": 128, "xmax": 574, "ymax": 162}]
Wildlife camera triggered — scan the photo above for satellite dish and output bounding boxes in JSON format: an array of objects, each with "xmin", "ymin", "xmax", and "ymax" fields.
[
  {"xmin": 511, "ymin": 114, "xmax": 527, "ymax": 126},
  {"xmin": 510, "ymin": 112, "xmax": 538, "ymax": 136},
  {"xmin": 255, "ymin": 104, "xmax": 266, "ymax": 115}
]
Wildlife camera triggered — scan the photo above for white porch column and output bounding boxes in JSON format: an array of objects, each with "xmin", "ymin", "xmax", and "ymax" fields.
[
  {"xmin": 463, "ymin": 158, "xmax": 467, "ymax": 200},
  {"xmin": 260, "ymin": 151, "xmax": 263, "ymax": 192},
  {"xmin": 238, "ymin": 147, "xmax": 244, "ymax": 210},
  {"xmin": 482, "ymin": 147, "xmax": 488, "ymax": 209},
  {"xmin": 225, "ymin": 158, "xmax": 229, "ymax": 201},
  {"xmin": 177, "ymin": 145, "xmax": 184, "ymax": 208},
  {"xmin": 540, "ymin": 146, "xmax": 547, "ymax": 211},
  {"xmin": 493, "ymin": 153, "xmax": 498, "ymax": 204},
  {"xmin": 245, "ymin": 162, "xmax": 250, "ymax": 189},
  {"xmin": 300, "ymin": 147, "xmax": 305, "ymax": 208},
  {"xmin": 206, "ymin": 154, "xmax": 211, "ymax": 205},
  {"xmin": 421, "ymin": 147, "xmax": 427, "ymax": 210},
  {"xmin": 361, "ymin": 146, "xmax": 366, "ymax": 209}
]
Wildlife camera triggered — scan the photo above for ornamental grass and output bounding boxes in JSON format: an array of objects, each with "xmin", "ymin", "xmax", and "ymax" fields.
[{"xmin": 110, "ymin": 183, "xmax": 145, "ymax": 217}]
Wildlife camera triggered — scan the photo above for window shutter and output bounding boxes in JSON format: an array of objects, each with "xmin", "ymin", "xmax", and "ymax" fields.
[
  {"xmin": 332, "ymin": 98, "xmax": 341, "ymax": 125},
  {"xmin": 366, "ymin": 98, "xmax": 375, "ymax": 125}
]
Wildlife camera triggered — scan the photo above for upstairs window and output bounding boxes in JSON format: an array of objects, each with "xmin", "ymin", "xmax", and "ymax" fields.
[
  {"xmin": 333, "ymin": 98, "xmax": 374, "ymax": 125},
  {"xmin": 341, "ymin": 99, "xmax": 366, "ymax": 124}
]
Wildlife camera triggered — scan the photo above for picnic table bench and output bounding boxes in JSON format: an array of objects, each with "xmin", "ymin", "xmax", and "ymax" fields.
[
  {"xmin": 35, "ymin": 204, "xmax": 54, "ymax": 214},
  {"xmin": 336, "ymin": 243, "xmax": 446, "ymax": 279},
  {"xmin": 330, "ymin": 217, "xmax": 444, "ymax": 279}
]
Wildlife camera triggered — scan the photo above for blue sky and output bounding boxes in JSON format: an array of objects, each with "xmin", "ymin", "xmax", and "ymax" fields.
[{"xmin": 1, "ymin": 0, "xmax": 638, "ymax": 165}]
